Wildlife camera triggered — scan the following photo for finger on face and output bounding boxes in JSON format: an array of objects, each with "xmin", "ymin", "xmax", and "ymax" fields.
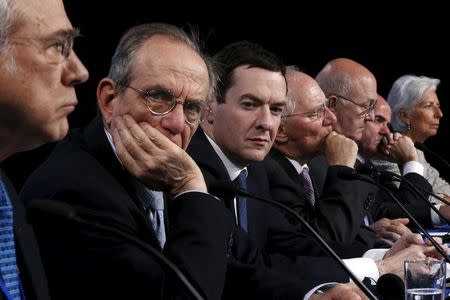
[
  {"xmin": 114, "ymin": 115, "xmax": 149, "ymax": 163},
  {"xmin": 111, "ymin": 120, "xmax": 140, "ymax": 171}
]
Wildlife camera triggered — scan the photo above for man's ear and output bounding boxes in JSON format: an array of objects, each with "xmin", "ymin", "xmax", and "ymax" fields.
[
  {"xmin": 327, "ymin": 96, "xmax": 337, "ymax": 113},
  {"xmin": 275, "ymin": 123, "xmax": 289, "ymax": 145},
  {"xmin": 206, "ymin": 97, "xmax": 218, "ymax": 124},
  {"xmin": 97, "ymin": 78, "xmax": 118, "ymax": 128}
]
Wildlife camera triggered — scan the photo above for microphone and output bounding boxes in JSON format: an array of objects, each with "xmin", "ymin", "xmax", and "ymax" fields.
[
  {"xmin": 415, "ymin": 143, "xmax": 450, "ymax": 170},
  {"xmin": 27, "ymin": 199, "xmax": 205, "ymax": 300},
  {"xmin": 342, "ymin": 171, "xmax": 450, "ymax": 265},
  {"xmin": 376, "ymin": 273, "xmax": 404, "ymax": 300},
  {"xmin": 209, "ymin": 181, "xmax": 379, "ymax": 300}
]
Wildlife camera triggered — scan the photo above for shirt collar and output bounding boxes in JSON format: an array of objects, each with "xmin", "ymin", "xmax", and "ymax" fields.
[
  {"xmin": 204, "ymin": 133, "xmax": 247, "ymax": 181},
  {"xmin": 286, "ymin": 156, "xmax": 308, "ymax": 175}
]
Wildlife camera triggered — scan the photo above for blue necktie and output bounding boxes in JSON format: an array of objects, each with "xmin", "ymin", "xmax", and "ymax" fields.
[
  {"xmin": 129, "ymin": 177, "xmax": 166, "ymax": 248},
  {"xmin": 0, "ymin": 178, "xmax": 23, "ymax": 300},
  {"xmin": 234, "ymin": 170, "xmax": 248, "ymax": 232},
  {"xmin": 145, "ymin": 190, "xmax": 166, "ymax": 248}
]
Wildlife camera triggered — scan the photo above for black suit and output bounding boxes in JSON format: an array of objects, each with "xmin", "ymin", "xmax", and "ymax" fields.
[
  {"xmin": 265, "ymin": 148, "xmax": 375, "ymax": 257},
  {"xmin": 19, "ymin": 116, "xmax": 234, "ymax": 300},
  {"xmin": 187, "ymin": 129, "xmax": 350, "ymax": 298},
  {"xmin": 309, "ymin": 155, "xmax": 434, "ymax": 230},
  {"xmin": 0, "ymin": 170, "xmax": 50, "ymax": 300}
]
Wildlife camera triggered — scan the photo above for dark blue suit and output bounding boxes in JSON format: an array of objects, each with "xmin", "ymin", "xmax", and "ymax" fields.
[
  {"xmin": 265, "ymin": 148, "xmax": 376, "ymax": 257},
  {"xmin": 187, "ymin": 128, "xmax": 349, "ymax": 299}
]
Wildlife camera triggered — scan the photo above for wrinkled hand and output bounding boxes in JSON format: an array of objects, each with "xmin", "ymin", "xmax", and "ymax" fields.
[
  {"xmin": 381, "ymin": 134, "xmax": 418, "ymax": 163},
  {"xmin": 310, "ymin": 283, "xmax": 367, "ymax": 300},
  {"xmin": 111, "ymin": 115, "xmax": 207, "ymax": 195},
  {"xmin": 324, "ymin": 131, "xmax": 358, "ymax": 168},
  {"xmin": 378, "ymin": 233, "xmax": 449, "ymax": 279},
  {"xmin": 370, "ymin": 218, "xmax": 412, "ymax": 247},
  {"xmin": 384, "ymin": 233, "xmax": 424, "ymax": 258}
]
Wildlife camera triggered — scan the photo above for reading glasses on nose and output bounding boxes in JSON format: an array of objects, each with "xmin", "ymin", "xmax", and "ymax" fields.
[
  {"xmin": 283, "ymin": 100, "xmax": 330, "ymax": 121},
  {"xmin": 124, "ymin": 85, "xmax": 204, "ymax": 125},
  {"xmin": 333, "ymin": 94, "xmax": 377, "ymax": 116}
]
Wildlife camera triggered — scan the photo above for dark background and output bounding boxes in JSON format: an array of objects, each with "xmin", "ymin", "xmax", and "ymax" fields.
[{"xmin": 2, "ymin": 2, "xmax": 449, "ymax": 189}]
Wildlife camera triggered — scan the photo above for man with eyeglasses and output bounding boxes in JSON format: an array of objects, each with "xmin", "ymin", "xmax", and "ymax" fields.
[
  {"xmin": 0, "ymin": 0, "xmax": 88, "ymax": 299},
  {"xmin": 264, "ymin": 68, "xmax": 442, "ymax": 284},
  {"xmin": 266, "ymin": 67, "xmax": 373, "ymax": 251},
  {"xmin": 310, "ymin": 58, "xmax": 433, "ymax": 248},
  {"xmin": 20, "ymin": 23, "xmax": 235, "ymax": 300}
]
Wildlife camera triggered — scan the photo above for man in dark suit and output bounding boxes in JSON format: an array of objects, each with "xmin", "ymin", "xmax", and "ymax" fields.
[
  {"xmin": 0, "ymin": 0, "xmax": 89, "ymax": 299},
  {"xmin": 20, "ymin": 23, "xmax": 235, "ymax": 300},
  {"xmin": 312, "ymin": 58, "xmax": 433, "ymax": 245},
  {"xmin": 359, "ymin": 95, "xmax": 440, "ymax": 239},
  {"xmin": 265, "ymin": 67, "xmax": 377, "ymax": 255}
]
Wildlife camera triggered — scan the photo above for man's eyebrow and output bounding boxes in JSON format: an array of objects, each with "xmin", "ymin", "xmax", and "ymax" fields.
[{"xmin": 49, "ymin": 27, "xmax": 80, "ymax": 38}]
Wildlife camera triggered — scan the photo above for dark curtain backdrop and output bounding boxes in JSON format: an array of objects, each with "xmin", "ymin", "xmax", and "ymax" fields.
[{"xmin": 2, "ymin": 1, "xmax": 449, "ymax": 189}]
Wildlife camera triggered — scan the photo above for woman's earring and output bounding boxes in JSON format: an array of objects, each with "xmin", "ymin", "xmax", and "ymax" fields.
[{"xmin": 407, "ymin": 123, "xmax": 411, "ymax": 131}]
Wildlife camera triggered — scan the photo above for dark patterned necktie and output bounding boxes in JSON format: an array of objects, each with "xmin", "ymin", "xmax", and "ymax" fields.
[
  {"xmin": 301, "ymin": 168, "xmax": 315, "ymax": 207},
  {"xmin": 0, "ymin": 179, "xmax": 23, "ymax": 300},
  {"xmin": 234, "ymin": 170, "xmax": 248, "ymax": 232}
]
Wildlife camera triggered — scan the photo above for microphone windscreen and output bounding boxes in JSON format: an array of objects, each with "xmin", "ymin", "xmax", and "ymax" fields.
[{"xmin": 376, "ymin": 273, "xmax": 404, "ymax": 300}]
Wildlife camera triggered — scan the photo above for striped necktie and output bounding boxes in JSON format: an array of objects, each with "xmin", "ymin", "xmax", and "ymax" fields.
[
  {"xmin": 144, "ymin": 190, "xmax": 166, "ymax": 248},
  {"xmin": 300, "ymin": 168, "xmax": 315, "ymax": 207},
  {"xmin": 234, "ymin": 170, "xmax": 248, "ymax": 232},
  {"xmin": 0, "ymin": 179, "xmax": 23, "ymax": 300}
]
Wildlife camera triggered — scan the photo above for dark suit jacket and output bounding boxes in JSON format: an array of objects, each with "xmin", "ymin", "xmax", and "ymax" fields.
[
  {"xmin": 19, "ymin": 116, "xmax": 234, "ymax": 300},
  {"xmin": 309, "ymin": 155, "xmax": 434, "ymax": 230},
  {"xmin": 265, "ymin": 148, "xmax": 375, "ymax": 257},
  {"xmin": 0, "ymin": 170, "xmax": 50, "ymax": 300},
  {"xmin": 187, "ymin": 129, "xmax": 349, "ymax": 299}
]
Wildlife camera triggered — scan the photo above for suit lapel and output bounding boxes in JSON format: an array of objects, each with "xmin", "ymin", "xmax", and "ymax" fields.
[{"xmin": 81, "ymin": 116, "xmax": 162, "ymax": 249}]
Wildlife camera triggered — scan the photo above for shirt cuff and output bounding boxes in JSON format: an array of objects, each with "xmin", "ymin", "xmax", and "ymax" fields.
[
  {"xmin": 343, "ymin": 258, "xmax": 380, "ymax": 282},
  {"xmin": 402, "ymin": 161, "xmax": 424, "ymax": 176},
  {"xmin": 363, "ymin": 248, "xmax": 389, "ymax": 262},
  {"xmin": 431, "ymin": 203, "xmax": 445, "ymax": 226},
  {"xmin": 174, "ymin": 190, "xmax": 220, "ymax": 201},
  {"xmin": 303, "ymin": 283, "xmax": 338, "ymax": 300}
]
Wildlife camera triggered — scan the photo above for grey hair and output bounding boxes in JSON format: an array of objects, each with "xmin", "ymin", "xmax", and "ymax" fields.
[
  {"xmin": 387, "ymin": 74, "xmax": 440, "ymax": 132},
  {"xmin": 0, "ymin": 0, "xmax": 21, "ymax": 73},
  {"xmin": 108, "ymin": 22, "xmax": 217, "ymax": 101}
]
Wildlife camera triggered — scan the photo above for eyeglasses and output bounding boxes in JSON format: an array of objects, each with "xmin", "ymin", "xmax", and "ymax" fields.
[
  {"xmin": 283, "ymin": 101, "xmax": 329, "ymax": 122},
  {"xmin": 11, "ymin": 29, "xmax": 80, "ymax": 64},
  {"xmin": 332, "ymin": 94, "xmax": 376, "ymax": 117},
  {"xmin": 124, "ymin": 85, "xmax": 205, "ymax": 125}
]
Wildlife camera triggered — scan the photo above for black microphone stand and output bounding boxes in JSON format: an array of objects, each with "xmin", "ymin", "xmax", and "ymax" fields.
[
  {"xmin": 220, "ymin": 184, "xmax": 378, "ymax": 300},
  {"xmin": 350, "ymin": 173, "xmax": 450, "ymax": 265}
]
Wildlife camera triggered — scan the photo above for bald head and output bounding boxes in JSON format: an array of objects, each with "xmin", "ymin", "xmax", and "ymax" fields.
[
  {"xmin": 315, "ymin": 58, "xmax": 378, "ymax": 142},
  {"xmin": 316, "ymin": 58, "xmax": 377, "ymax": 98},
  {"xmin": 285, "ymin": 69, "xmax": 324, "ymax": 114},
  {"xmin": 276, "ymin": 68, "xmax": 336, "ymax": 164}
]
